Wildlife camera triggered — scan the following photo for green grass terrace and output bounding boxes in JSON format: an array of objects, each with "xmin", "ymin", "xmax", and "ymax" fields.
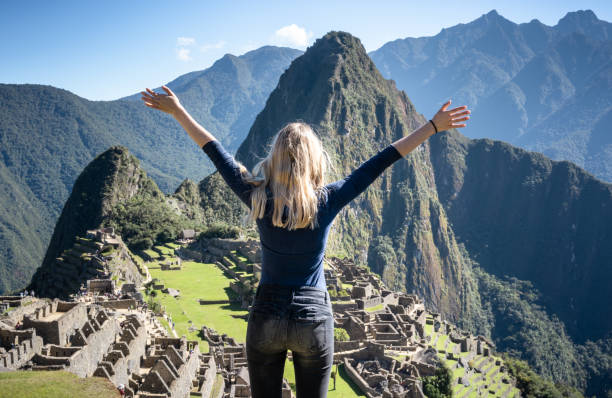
[{"xmin": 0, "ymin": 371, "xmax": 121, "ymax": 398}]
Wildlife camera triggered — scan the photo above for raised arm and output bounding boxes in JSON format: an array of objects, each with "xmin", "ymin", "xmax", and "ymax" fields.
[
  {"xmin": 326, "ymin": 99, "xmax": 470, "ymax": 213},
  {"xmin": 140, "ymin": 86, "xmax": 252, "ymax": 207},
  {"xmin": 141, "ymin": 85, "xmax": 214, "ymax": 148},
  {"xmin": 325, "ymin": 144, "xmax": 403, "ymax": 213},
  {"xmin": 201, "ymin": 140, "xmax": 253, "ymax": 207}
]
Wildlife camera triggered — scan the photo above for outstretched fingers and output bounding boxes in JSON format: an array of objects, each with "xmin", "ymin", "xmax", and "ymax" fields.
[
  {"xmin": 449, "ymin": 105, "xmax": 468, "ymax": 114},
  {"xmin": 450, "ymin": 109, "xmax": 470, "ymax": 118},
  {"xmin": 141, "ymin": 95, "xmax": 159, "ymax": 105}
]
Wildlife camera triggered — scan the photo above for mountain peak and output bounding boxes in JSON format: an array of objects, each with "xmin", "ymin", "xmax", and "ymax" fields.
[
  {"xmin": 235, "ymin": 31, "xmax": 401, "ymax": 169},
  {"xmin": 475, "ymin": 9, "xmax": 504, "ymax": 24},
  {"xmin": 556, "ymin": 9, "xmax": 608, "ymax": 36},
  {"xmin": 33, "ymin": 145, "xmax": 160, "ymax": 277},
  {"xmin": 305, "ymin": 31, "xmax": 369, "ymax": 61},
  {"xmin": 559, "ymin": 9, "xmax": 599, "ymax": 24}
]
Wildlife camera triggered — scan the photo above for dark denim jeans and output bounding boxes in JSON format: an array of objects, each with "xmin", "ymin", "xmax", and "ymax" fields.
[{"xmin": 246, "ymin": 283, "xmax": 334, "ymax": 398}]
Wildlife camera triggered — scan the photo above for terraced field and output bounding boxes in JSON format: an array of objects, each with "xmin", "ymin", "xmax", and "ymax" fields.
[
  {"xmin": 143, "ymin": 243, "xmax": 248, "ymax": 351},
  {"xmin": 423, "ymin": 315, "xmax": 521, "ymax": 397}
]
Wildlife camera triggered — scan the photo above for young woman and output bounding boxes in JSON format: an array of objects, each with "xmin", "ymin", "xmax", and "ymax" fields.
[{"xmin": 141, "ymin": 85, "xmax": 470, "ymax": 398}]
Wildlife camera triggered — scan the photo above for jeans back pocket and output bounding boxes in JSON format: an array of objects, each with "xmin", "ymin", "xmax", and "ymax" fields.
[
  {"xmin": 294, "ymin": 315, "xmax": 333, "ymax": 354},
  {"xmin": 246, "ymin": 311, "xmax": 280, "ymax": 351}
]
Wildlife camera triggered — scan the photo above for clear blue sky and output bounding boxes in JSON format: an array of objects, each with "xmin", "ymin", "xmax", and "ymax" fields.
[{"xmin": 2, "ymin": 0, "xmax": 611, "ymax": 101}]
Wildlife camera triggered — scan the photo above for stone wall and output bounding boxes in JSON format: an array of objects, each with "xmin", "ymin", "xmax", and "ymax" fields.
[
  {"xmin": 139, "ymin": 338, "xmax": 201, "ymax": 398},
  {"xmin": 93, "ymin": 315, "xmax": 147, "ymax": 386},
  {"xmin": 2, "ymin": 299, "xmax": 48, "ymax": 324},
  {"xmin": 23, "ymin": 301, "xmax": 88, "ymax": 345},
  {"xmin": 343, "ymin": 357, "xmax": 378, "ymax": 396},
  {"xmin": 356, "ymin": 296, "xmax": 382, "ymax": 310},
  {"xmin": 0, "ymin": 329, "xmax": 43, "ymax": 369},
  {"xmin": 31, "ymin": 308, "xmax": 120, "ymax": 377},
  {"xmin": 196, "ymin": 354, "xmax": 217, "ymax": 397},
  {"xmin": 87, "ymin": 279, "xmax": 115, "ymax": 294},
  {"xmin": 96, "ymin": 299, "xmax": 137, "ymax": 310}
]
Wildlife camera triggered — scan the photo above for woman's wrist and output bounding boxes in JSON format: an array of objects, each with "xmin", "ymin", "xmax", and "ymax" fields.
[
  {"xmin": 172, "ymin": 103, "xmax": 186, "ymax": 118},
  {"xmin": 429, "ymin": 119, "xmax": 439, "ymax": 134}
]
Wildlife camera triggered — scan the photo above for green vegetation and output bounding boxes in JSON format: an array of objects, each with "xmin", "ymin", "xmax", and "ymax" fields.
[
  {"xmin": 106, "ymin": 193, "xmax": 203, "ymax": 250},
  {"xmin": 334, "ymin": 328, "xmax": 350, "ymax": 342},
  {"xmin": 502, "ymin": 355, "xmax": 584, "ymax": 398},
  {"xmin": 365, "ymin": 303, "xmax": 383, "ymax": 312},
  {"xmin": 0, "ymin": 371, "xmax": 120, "ymax": 397},
  {"xmin": 198, "ymin": 221, "xmax": 241, "ymax": 239},
  {"xmin": 474, "ymin": 267, "xmax": 585, "ymax": 388},
  {"xmin": 154, "ymin": 245, "xmax": 174, "ymax": 256},
  {"xmin": 421, "ymin": 363, "xmax": 452, "ymax": 398},
  {"xmin": 142, "ymin": 249, "xmax": 160, "ymax": 259}
]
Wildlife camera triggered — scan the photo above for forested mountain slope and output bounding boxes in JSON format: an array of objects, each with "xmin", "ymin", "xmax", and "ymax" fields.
[{"xmin": 0, "ymin": 46, "xmax": 300, "ymax": 293}]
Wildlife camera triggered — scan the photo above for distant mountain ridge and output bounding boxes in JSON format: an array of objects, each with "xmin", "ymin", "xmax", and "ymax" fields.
[
  {"xmin": 370, "ymin": 9, "xmax": 612, "ymax": 183},
  {"xmin": 0, "ymin": 46, "xmax": 301, "ymax": 293}
]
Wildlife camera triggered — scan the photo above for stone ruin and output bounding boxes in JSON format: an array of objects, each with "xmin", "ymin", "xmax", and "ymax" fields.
[
  {"xmin": 29, "ymin": 227, "xmax": 144, "ymax": 300},
  {"xmin": 323, "ymin": 256, "xmax": 518, "ymax": 398},
  {"xmin": 0, "ymin": 228, "xmax": 199, "ymax": 397},
  {"xmin": 137, "ymin": 337, "xmax": 200, "ymax": 398},
  {"xmin": 0, "ymin": 327, "xmax": 43, "ymax": 370},
  {"xmin": 0, "ymin": 287, "xmax": 199, "ymax": 398}
]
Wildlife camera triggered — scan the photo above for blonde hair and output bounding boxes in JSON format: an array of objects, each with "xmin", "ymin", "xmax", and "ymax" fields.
[{"xmin": 237, "ymin": 122, "xmax": 334, "ymax": 230}]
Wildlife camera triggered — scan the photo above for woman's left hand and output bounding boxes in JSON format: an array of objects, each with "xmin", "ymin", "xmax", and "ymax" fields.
[
  {"xmin": 431, "ymin": 99, "xmax": 471, "ymax": 132},
  {"xmin": 140, "ymin": 85, "xmax": 183, "ymax": 115}
]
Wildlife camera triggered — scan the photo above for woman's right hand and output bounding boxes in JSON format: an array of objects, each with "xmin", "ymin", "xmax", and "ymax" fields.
[
  {"xmin": 431, "ymin": 99, "xmax": 471, "ymax": 132},
  {"xmin": 140, "ymin": 85, "xmax": 183, "ymax": 115}
]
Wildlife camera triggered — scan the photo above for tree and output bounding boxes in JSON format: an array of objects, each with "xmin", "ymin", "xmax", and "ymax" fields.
[{"xmin": 334, "ymin": 328, "xmax": 350, "ymax": 342}]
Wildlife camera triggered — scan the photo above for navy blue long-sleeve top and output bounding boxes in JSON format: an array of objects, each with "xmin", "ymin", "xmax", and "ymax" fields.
[{"xmin": 202, "ymin": 139, "xmax": 403, "ymax": 290}]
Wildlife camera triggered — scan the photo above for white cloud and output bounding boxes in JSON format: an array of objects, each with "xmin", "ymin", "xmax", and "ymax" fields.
[
  {"xmin": 273, "ymin": 24, "xmax": 312, "ymax": 47},
  {"xmin": 176, "ymin": 47, "xmax": 192, "ymax": 61},
  {"xmin": 200, "ymin": 40, "xmax": 226, "ymax": 52},
  {"xmin": 177, "ymin": 37, "xmax": 196, "ymax": 46}
]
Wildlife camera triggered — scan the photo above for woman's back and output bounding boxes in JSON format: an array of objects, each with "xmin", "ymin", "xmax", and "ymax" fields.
[{"xmin": 202, "ymin": 139, "xmax": 403, "ymax": 290}]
